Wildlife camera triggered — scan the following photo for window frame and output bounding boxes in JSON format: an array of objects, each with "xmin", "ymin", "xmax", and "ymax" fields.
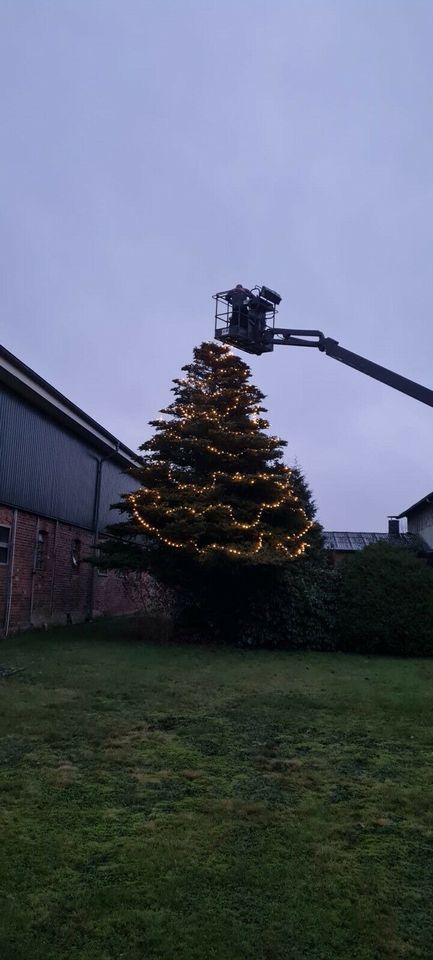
[
  {"xmin": 71, "ymin": 538, "xmax": 81, "ymax": 571},
  {"xmin": 0, "ymin": 525, "xmax": 11, "ymax": 566},
  {"xmin": 95, "ymin": 544, "xmax": 108, "ymax": 577},
  {"xmin": 34, "ymin": 529, "xmax": 48, "ymax": 573}
]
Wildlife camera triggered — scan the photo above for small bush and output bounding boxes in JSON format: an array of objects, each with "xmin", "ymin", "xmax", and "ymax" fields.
[
  {"xmin": 335, "ymin": 542, "xmax": 433, "ymax": 656},
  {"xmin": 190, "ymin": 561, "xmax": 338, "ymax": 649},
  {"xmin": 241, "ymin": 564, "xmax": 338, "ymax": 650}
]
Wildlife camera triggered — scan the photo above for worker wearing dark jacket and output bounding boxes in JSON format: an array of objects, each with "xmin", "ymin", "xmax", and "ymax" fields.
[{"xmin": 227, "ymin": 284, "xmax": 250, "ymax": 331}]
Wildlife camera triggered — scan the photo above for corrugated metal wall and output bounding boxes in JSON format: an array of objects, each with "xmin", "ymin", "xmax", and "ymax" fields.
[
  {"xmin": 99, "ymin": 458, "xmax": 137, "ymax": 530},
  {"xmin": 0, "ymin": 385, "xmax": 138, "ymax": 531}
]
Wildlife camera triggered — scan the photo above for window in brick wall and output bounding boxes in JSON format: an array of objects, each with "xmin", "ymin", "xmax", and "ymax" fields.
[
  {"xmin": 0, "ymin": 526, "xmax": 10, "ymax": 565},
  {"xmin": 35, "ymin": 530, "xmax": 48, "ymax": 572},
  {"xmin": 71, "ymin": 539, "xmax": 81, "ymax": 570},
  {"xmin": 95, "ymin": 545, "xmax": 108, "ymax": 577}
]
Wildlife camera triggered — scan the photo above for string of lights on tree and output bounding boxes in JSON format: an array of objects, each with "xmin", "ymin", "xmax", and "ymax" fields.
[{"xmin": 126, "ymin": 342, "xmax": 316, "ymax": 562}]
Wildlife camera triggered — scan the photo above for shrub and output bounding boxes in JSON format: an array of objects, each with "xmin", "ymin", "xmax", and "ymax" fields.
[
  {"xmin": 180, "ymin": 560, "xmax": 337, "ymax": 649},
  {"xmin": 335, "ymin": 542, "xmax": 433, "ymax": 656},
  {"xmin": 279, "ymin": 563, "xmax": 339, "ymax": 651}
]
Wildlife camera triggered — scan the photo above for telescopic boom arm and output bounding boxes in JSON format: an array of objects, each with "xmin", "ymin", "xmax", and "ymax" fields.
[
  {"xmin": 271, "ymin": 328, "xmax": 433, "ymax": 409},
  {"xmin": 213, "ymin": 287, "xmax": 433, "ymax": 408}
]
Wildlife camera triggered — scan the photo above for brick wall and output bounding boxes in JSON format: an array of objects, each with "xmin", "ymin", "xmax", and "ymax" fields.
[{"xmin": 0, "ymin": 505, "xmax": 147, "ymax": 634}]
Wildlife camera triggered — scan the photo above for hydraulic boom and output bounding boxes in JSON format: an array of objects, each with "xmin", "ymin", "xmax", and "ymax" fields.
[
  {"xmin": 213, "ymin": 286, "xmax": 433, "ymax": 409},
  {"xmin": 272, "ymin": 328, "xmax": 433, "ymax": 409}
]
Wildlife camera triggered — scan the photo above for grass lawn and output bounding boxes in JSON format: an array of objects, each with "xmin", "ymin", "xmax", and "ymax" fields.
[{"xmin": 1, "ymin": 620, "xmax": 433, "ymax": 959}]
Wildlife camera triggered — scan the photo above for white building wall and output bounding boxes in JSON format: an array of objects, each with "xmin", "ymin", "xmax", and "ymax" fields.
[{"xmin": 407, "ymin": 503, "xmax": 433, "ymax": 548}]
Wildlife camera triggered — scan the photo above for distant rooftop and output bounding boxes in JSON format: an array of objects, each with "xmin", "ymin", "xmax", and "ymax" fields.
[{"xmin": 324, "ymin": 531, "xmax": 427, "ymax": 552}]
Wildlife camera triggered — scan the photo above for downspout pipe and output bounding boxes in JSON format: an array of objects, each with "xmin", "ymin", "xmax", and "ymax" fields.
[
  {"xmin": 88, "ymin": 443, "xmax": 119, "ymax": 619},
  {"xmin": 4, "ymin": 509, "xmax": 18, "ymax": 637}
]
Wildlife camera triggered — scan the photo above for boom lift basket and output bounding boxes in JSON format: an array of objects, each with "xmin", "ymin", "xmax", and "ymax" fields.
[{"xmin": 213, "ymin": 285, "xmax": 281, "ymax": 355}]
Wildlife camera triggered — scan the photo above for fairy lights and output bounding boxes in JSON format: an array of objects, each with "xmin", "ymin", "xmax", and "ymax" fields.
[
  {"xmin": 129, "ymin": 492, "xmax": 309, "ymax": 559},
  {"xmin": 128, "ymin": 472, "xmax": 314, "ymax": 559},
  {"xmin": 126, "ymin": 342, "xmax": 315, "ymax": 562}
]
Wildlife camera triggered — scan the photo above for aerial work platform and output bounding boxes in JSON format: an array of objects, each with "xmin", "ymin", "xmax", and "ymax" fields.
[
  {"xmin": 213, "ymin": 284, "xmax": 281, "ymax": 355},
  {"xmin": 213, "ymin": 282, "xmax": 433, "ymax": 409}
]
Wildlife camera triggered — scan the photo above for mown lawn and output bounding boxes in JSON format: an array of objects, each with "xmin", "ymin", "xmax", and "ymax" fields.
[{"xmin": 1, "ymin": 620, "xmax": 433, "ymax": 960}]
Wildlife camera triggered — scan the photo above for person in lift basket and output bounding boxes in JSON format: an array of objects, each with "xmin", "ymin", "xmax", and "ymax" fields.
[{"xmin": 227, "ymin": 284, "xmax": 250, "ymax": 333}]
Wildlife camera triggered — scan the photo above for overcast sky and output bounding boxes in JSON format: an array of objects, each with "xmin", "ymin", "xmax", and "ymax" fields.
[{"xmin": 2, "ymin": 0, "xmax": 433, "ymax": 531}]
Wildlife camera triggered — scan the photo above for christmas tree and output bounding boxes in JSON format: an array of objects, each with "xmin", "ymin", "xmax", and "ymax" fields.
[
  {"xmin": 102, "ymin": 341, "xmax": 324, "ymax": 639},
  {"xmin": 108, "ymin": 342, "xmax": 317, "ymax": 562}
]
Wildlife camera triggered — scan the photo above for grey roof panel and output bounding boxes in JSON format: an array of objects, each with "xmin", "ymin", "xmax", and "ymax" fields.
[{"xmin": 324, "ymin": 531, "xmax": 427, "ymax": 552}]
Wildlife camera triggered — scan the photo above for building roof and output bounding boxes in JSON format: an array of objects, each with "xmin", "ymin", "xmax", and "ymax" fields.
[
  {"xmin": 396, "ymin": 492, "xmax": 433, "ymax": 519},
  {"xmin": 0, "ymin": 344, "xmax": 139, "ymax": 466},
  {"xmin": 324, "ymin": 531, "xmax": 426, "ymax": 552}
]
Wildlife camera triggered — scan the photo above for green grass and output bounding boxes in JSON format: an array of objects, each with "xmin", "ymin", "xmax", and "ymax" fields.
[{"xmin": 1, "ymin": 620, "xmax": 433, "ymax": 959}]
